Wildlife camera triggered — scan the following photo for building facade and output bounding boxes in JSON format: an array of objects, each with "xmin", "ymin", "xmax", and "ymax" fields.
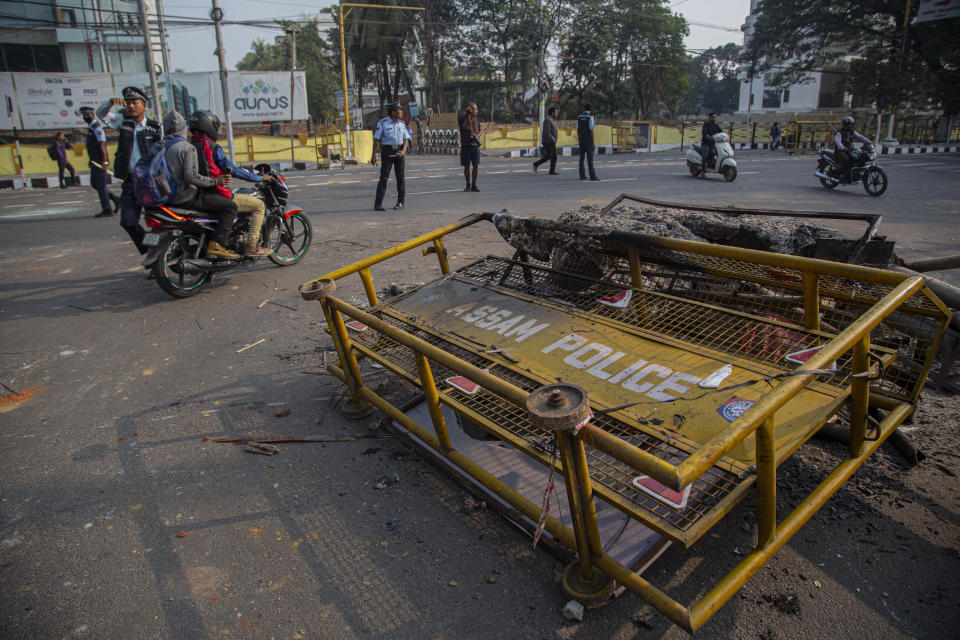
[
  {"xmin": 737, "ymin": 0, "xmax": 847, "ymax": 115},
  {"xmin": 0, "ymin": 0, "xmax": 164, "ymax": 75}
]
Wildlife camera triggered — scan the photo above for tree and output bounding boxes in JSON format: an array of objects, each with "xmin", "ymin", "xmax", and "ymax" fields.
[
  {"xmin": 745, "ymin": 0, "xmax": 960, "ymax": 116},
  {"xmin": 236, "ymin": 21, "xmax": 339, "ymax": 124},
  {"xmin": 556, "ymin": 0, "xmax": 689, "ymax": 119},
  {"xmin": 679, "ymin": 44, "xmax": 742, "ymax": 115}
]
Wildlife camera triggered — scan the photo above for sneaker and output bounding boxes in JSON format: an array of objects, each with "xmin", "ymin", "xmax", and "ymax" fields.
[
  {"xmin": 206, "ymin": 241, "xmax": 240, "ymax": 259},
  {"xmin": 470, "ymin": 184, "xmax": 480, "ymax": 192},
  {"xmin": 393, "ymin": 202, "xmax": 404, "ymax": 210},
  {"xmin": 532, "ymin": 162, "xmax": 538, "ymax": 173},
  {"xmin": 464, "ymin": 185, "xmax": 471, "ymax": 192},
  {"xmin": 548, "ymin": 171, "xmax": 559, "ymax": 175},
  {"xmin": 244, "ymin": 244, "xmax": 273, "ymax": 257},
  {"xmin": 374, "ymin": 205, "xmax": 386, "ymax": 211},
  {"xmin": 94, "ymin": 209, "xmax": 114, "ymax": 218},
  {"xmin": 590, "ymin": 177, "xmax": 601, "ymax": 181}
]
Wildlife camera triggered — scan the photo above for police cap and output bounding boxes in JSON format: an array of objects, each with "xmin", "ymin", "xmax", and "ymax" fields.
[
  {"xmin": 386, "ymin": 101, "xmax": 401, "ymax": 113},
  {"xmin": 121, "ymin": 86, "xmax": 148, "ymax": 103},
  {"xmin": 78, "ymin": 106, "xmax": 95, "ymax": 114}
]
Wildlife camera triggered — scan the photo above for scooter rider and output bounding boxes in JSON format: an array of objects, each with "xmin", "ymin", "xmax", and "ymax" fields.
[
  {"xmin": 833, "ymin": 116, "xmax": 872, "ymax": 179},
  {"xmin": 96, "ymin": 86, "xmax": 162, "ymax": 254},
  {"xmin": 187, "ymin": 110, "xmax": 274, "ymax": 257},
  {"xmin": 161, "ymin": 111, "xmax": 240, "ymax": 259},
  {"xmin": 700, "ymin": 112, "xmax": 722, "ymax": 177}
]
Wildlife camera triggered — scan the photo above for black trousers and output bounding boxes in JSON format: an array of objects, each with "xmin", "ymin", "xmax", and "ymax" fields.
[
  {"xmin": 57, "ymin": 160, "xmax": 76, "ymax": 187},
  {"xmin": 374, "ymin": 150, "xmax": 405, "ymax": 207},
  {"xmin": 120, "ymin": 179, "xmax": 146, "ymax": 253},
  {"xmin": 183, "ymin": 189, "xmax": 239, "ymax": 245},
  {"xmin": 89, "ymin": 164, "xmax": 113, "ymax": 211},
  {"xmin": 699, "ymin": 142, "xmax": 716, "ymax": 171},
  {"xmin": 534, "ymin": 142, "xmax": 558, "ymax": 172},
  {"xmin": 834, "ymin": 150, "xmax": 851, "ymax": 177}
]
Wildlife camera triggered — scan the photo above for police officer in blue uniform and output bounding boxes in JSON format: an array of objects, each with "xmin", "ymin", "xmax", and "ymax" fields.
[
  {"xmin": 371, "ymin": 102, "xmax": 411, "ymax": 211},
  {"xmin": 95, "ymin": 86, "xmax": 162, "ymax": 254},
  {"xmin": 80, "ymin": 106, "xmax": 119, "ymax": 218},
  {"xmin": 577, "ymin": 103, "xmax": 600, "ymax": 181}
]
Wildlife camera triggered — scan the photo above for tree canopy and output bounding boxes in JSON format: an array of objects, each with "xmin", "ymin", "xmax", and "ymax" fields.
[{"xmin": 745, "ymin": 0, "xmax": 960, "ymax": 116}]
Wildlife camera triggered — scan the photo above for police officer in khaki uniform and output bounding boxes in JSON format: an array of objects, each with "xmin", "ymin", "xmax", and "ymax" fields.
[{"xmin": 371, "ymin": 102, "xmax": 411, "ymax": 211}]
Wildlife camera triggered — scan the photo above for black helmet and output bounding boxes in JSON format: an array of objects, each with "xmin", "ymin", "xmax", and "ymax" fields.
[
  {"xmin": 841, "ymin": 116, "xmax": 855, "ymax": 129},
  {"xmin": 188, "ymin": 110, "xmax": 221, "ymax": 140}
]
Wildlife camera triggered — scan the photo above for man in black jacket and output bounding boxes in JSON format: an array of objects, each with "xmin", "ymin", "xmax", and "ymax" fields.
[
  {"xmin": 533, "ymin": 107, "xmax": 559, "ymax": 174},
  {"xmin": 96, "ymin": 86, "xmax": 162, "ymax": 254},
  {"xmin": 700, "ymin": 112, "xmax": 723, "ymax": 177}
]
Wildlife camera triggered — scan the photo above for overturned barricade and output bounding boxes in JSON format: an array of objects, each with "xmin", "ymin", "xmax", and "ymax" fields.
[{"xmin": 299, "ymin": 206, "xmax": 950, "ymax": 632}]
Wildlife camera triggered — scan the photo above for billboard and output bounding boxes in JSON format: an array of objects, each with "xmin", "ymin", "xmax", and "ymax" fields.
[
  {"xmin": 13, "ymin": 73, "xmax": 114, "ymax": 129},
  {"xmin": 917, "ymin": 0, "xmax": 960, "ymax": 22},
  {"xmin": 227, "ymin": 71, "xmax": 307, "ymax": 122},
  {"xmin": 2, "ymin": 71, "xmax": 308, "ymax": 129}
]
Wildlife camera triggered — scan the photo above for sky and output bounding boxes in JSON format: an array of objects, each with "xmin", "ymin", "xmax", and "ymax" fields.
[{"xmin": 165, "ymin": 0, "xmax": 752, "ymax": 73}]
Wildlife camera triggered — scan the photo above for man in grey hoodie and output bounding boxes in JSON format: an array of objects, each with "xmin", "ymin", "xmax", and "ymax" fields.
[
  {"xmin": 533, "ymin": 107, "xmax": 559, "ymax": 174},
  {"xmin": 162, "ymin": 111, "xmax": 240, "ymax": 259}
]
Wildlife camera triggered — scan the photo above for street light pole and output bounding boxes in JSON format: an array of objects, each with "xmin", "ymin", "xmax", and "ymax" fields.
[
  {"xmin": 211, "ymin": 0, "xmax": 235, "ymax": 161},
  {"xmin": 338, "ymin": 2, "xmax": 353, "ymax": 162},
  {"xmin": 286, "ymin": 23, "xmax": 300, "ymax": 166},
  {"xmin": 137, "ymin": 0, "xmax": 162, "ymax": 120}
]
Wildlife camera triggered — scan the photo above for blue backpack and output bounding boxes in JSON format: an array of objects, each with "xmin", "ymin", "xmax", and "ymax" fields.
[{"xmin": 133, "ymin": 137, "xmax": 183, "ymax": 207}]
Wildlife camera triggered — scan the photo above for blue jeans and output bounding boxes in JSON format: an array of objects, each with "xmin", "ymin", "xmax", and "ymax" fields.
[{"xmin": 578, "ymin": 146, "xmax": 597, "ymax": 179}]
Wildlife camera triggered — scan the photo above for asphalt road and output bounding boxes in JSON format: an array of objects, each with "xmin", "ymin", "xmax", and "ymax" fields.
[{"xmin": 1, "ymin": 149, "xmax": 958, "ymax": 639}]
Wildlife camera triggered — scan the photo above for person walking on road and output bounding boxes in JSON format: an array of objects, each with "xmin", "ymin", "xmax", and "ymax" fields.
[
  {"xmin": 459, "ymin": 103, "xmax": 481, "ymax": 191},
  {"xmin": 54, "ymin": 132, "xmax": 76, "ymax": 188},
  {"xmin": 372, "ymin": 102, "xmax": 411, "ymax": 211},
  {"xmin": 80, "ymin": 107, "xmax": 119, "ymax": 218},
  {"xmin": 577, "ymin": 104, "xmax": 600, "ymax": 181},
  {"xmin": 770, "ymin": 121, "xmax": 781, "ymax": 151},
  {"xmin": 533, "ymin": 107, "xmax": 559, "ymax": 175},
  {"xmin": 96, "ymin": 86, "xmax": 162, "ymax": 254}
]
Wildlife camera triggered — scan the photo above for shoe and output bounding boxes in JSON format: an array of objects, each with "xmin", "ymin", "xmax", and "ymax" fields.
[
  {"xmin": 464, "ymin": 185, "xmax": 471, "ymax": 192},
  {"xmin": 590, "ymin": 177, "xmax": 601, "ymax": 181},
  {"xmin": 532, "ymin": 162, "xmax": 538, "ymax": 173},
  {"xmin": 94, "ymin": 209, "xmax": 114, "ymax": 218},
  {"xmin": 548, "ymin": 171, "xmax": 559, "ymax": 175},
  {"xmin": 244, "ymin": 243, "xmax": 273, "ymax": 257},
  {"xmin": 393, "ymin": 202, "xmax": 404, "ymax": 210},
  {"xmin": 206, "ymin": 241, "xmax": 240, "ymax": 259},
  {"xmin": 374, "ymin": 205, "xmax": 386, "ymax": 211},
  {"xmin": 579, "ymin": 177, "xmax": 587, "ymax": 180},
  {"xmin": 470, "ymin": 184, "xmax": 480, "ymax": 192}
]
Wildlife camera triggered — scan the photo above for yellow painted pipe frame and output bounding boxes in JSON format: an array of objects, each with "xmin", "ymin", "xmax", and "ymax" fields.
[{"xmin": 322, "ymin": 295, "xmax": 921, "ymax": 633}]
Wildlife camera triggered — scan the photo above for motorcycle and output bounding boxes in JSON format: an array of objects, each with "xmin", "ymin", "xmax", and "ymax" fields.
[
  {"xmin": 686, "ymin": 132, "xmax": 738, "ymax": 182},
  {"xmin": 140, "ymin": 165, "xmax": 312, "ymax": 298},
  {"xmin": 814, "ymin": 143, "xmax": 888, "ymax": 196}
]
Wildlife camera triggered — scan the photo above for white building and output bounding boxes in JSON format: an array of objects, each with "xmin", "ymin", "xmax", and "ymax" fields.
[
  {"xmin": 737, "ymin": 0, "xmax": 846, "ymax": 115},
  {"xmin": 0, "ymin": 0, "xmax": 164, "ymax": 74}
]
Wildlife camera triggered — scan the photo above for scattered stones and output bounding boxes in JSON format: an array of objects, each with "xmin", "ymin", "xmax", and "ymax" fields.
[{"xmin": 562, "ymin": 600, "xmax": 584, "ymax": 622}]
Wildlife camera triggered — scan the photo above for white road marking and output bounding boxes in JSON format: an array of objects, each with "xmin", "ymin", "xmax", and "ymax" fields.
[
  {"xmin": 50, "ymin": 200, "xmax": 85, "ymax": 205},
  {"xmin": 3, "ymin": 204, "xmax": 31, "ymax": 208},
  {"xmin": 406, "ymin": 188, "xmax": 472, "ymax": 196}
]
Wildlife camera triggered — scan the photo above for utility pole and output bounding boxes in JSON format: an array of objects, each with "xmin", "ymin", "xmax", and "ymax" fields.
[
  {"xmin": 537, "ymin": 0, "xmax": 544, "ymax": 136},
  {"xmin": 94, "ymin": 0, "xmax": 112, "ymax": 73},
  {"xmin": 211, "ymin": 0, "xmax": 235, "ymax": 161},
  {"xmin": 285, "ymin": 23, "xmax": 300, "ymax": 166},
  {"xmin": 137, "ymin": 0, "xmax": 163, "ymax": 120},
  {"xmin": 155, "ymin": 0, "xmax": 174, "ymax": 111}
]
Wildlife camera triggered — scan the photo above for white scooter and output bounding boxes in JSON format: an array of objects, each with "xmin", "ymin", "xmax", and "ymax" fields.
[{"xmin": 686, "ymin": 132, "xmax": 738, "ymax": 182}]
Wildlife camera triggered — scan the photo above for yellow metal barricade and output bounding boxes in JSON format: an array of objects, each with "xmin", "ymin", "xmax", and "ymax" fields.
[
  {"xmin": 785, "ymin": 120, "xmax": 837, "ymax": 154},
  {"xmin": 299, "ymin": 199, "xmax": 949, "ymax": 633}
]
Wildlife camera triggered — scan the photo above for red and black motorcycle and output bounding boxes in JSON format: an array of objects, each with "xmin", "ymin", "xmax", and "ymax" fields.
[{"xmin": 140, "ymin": 165, "xmax": 312, "ymax": 298}]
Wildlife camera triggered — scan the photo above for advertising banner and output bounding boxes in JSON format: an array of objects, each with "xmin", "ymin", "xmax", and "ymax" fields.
[
  {"xmin": 227, "ymin": 71, "xmax": 307, "ymax": 122},
  {"xmin": 0, "ymin": 73, "xmax": 16, "ymax": 130},
  {"xmin": 13, "ymin": 73, "xmax": 114, "ymax": 129},
  {"xmin": 917, "ymin": 0, "xmax": 960, "ymax": 22}
]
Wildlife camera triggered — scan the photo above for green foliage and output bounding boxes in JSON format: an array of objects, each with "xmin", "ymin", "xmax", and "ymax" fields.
[
  {"xmin": 556, "ymin": 0, "xmax": 689, "ymax": 119},
  {"xmin": 679, "ymin": 44, "xmax": 741, "ymax": 115},
  {"xmin": 746, "ymin": 0, "xmax": 960, "ymax": 115}
]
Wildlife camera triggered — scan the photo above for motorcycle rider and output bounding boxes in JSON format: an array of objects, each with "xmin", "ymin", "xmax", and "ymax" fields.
[
  {"xmin": 833, "ymin": 116, "xmax": 872, "ymax": 180},
  {"xmin": 187, "ymin": 110, "xmax": 274, "ymax": 257},
  {"xmin": 96, "ymin": 86, "xmax": 162, "ymax": 255},
  {"xmin": 161, "ymin": 111, "xmax": 240, "ymax": 259},
  {"xmin": 700, "ymin": 112, "xmax": 723, "ymax": 177}
]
